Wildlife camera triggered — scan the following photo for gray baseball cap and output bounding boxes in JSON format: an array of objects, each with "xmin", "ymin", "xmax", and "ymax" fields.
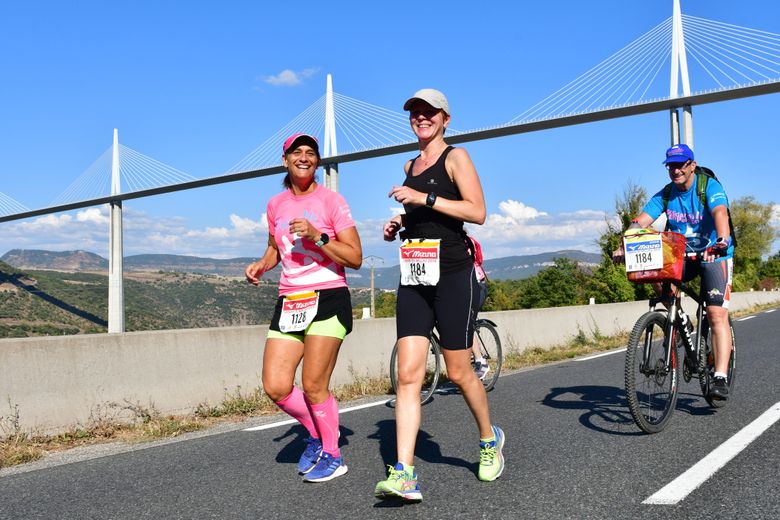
[{"xmin": 403, "ymin": 88, "xmax": 450, "ymax": 115}]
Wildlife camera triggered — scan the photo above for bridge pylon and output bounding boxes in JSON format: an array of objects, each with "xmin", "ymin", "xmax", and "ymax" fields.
[
  {"xmin": 108, "ymin": 128, "xmax": 125, "ymax": 333},
  {"xmin": 323, "ymin": 74, "xmax": 339, "ymax": 192},
  {"xmin": 670, "ymin": 0, "xmax": 694, "ymax": 148}
]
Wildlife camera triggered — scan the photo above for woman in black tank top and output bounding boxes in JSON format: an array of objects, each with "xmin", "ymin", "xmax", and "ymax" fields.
[{"xmin": 375, "ymin": 89, "xmax": 505, "ymax": 502}]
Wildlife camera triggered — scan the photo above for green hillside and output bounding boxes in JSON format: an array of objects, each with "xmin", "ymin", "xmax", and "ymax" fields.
[
  {"xmin": 0, "ymin": 262, "xmax": 265, "ymax": 337},
  {"xmin": 0, "ymin": 260, "xmax": 373, "ymax": 338}
]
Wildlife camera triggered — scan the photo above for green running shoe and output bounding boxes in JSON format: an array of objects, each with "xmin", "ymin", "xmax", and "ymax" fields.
[
  {"xmin": 374, "ymin": 463, "xmax": 422, "ymax": 502},
  {"xmin": 478, "ymin": 425, "xmax": 505, "ymax": 482}
]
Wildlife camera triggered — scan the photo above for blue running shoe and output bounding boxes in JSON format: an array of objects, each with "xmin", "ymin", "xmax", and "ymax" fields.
[
  {"xmin": 303, "ymin": 452, "xmax": 348, "ymax": 482},
  {"xmin": 297, "ymin": 436, "xmax": 322, "ymax": 474}
]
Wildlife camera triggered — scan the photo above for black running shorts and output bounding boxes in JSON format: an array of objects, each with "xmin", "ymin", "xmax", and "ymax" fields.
[{"xmin": 396, "ymin": 266, "xmax": 480, "ymax": 350}]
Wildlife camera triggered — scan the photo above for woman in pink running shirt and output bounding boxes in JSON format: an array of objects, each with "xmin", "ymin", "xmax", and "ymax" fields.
[{"xmin": 245, "ymin": 133, "xmax": 362, "ymax": 483}]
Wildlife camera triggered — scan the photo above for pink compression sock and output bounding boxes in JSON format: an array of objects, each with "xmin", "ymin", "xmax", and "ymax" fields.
[
  {"xmin": 307, "ymin": 393, "xmax": 340, "ymax": 457},
  {"xmin": 275, "ymin": 387, "xmax": 318, "ymax": 439}
]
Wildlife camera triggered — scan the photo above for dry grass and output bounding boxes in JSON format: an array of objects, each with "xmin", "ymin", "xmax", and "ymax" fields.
[
  {"xmin": 2, "ymin": 300, "xmax": 777, "ymax": 470},
  {"xmin": 502, "ymin": 331, "xmax": 629, "ymax": 372}
]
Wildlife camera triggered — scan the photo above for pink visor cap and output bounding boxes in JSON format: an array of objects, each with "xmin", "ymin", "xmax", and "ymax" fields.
[{"xmin": 283, "ymin": 133, "xmax": 319, "ymax": 155}]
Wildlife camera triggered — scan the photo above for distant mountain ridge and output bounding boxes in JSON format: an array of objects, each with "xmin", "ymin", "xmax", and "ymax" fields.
[{"xmin": 1, "ymin": 248, "xmax": 603, "ymax": 290}]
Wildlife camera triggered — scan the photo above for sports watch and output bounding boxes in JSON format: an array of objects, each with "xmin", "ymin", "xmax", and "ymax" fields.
[
  {"xmin": 315, "ymin": 233, "xmax": 330, "ymax": 247},
  {"xmin": 425, "ymin": 192, "xmax": 437, "ymax": 207}
]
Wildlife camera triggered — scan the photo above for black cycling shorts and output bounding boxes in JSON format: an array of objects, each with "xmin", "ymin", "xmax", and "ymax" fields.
[
  {"xmin": 396, "ymin": 266, "xmax": 480, "ymax": 350},
  {"xmin": 682, "ymin": 257, "xmax": 733, "ymax": 308}
]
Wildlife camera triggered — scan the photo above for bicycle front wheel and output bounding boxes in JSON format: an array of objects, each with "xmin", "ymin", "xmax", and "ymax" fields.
[
  {"xmin": 389, "ymin": 336, "xmax": 443, "ymax": 406},
  {"xmin": 699, "ymin": 315, "xmax": 736, "ymax": 408},
  {"xmin": 474, "ymin": 320, "xmax": 502, "ymax": 391},
  {"xmin": 624, "ymin": 311, "xmax": 680, "ymax": 434}
]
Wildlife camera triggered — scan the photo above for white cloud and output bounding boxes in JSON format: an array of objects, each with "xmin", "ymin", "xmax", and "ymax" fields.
[
  {"xmin": 264, "ymin": 67, "xmax": 319, "ymax": 87},
  {"xmin": 470, "ymin": 199, "xmax": 610, "ymax": 258},
  {"xmin": 497, "ymin": 199, "xmax": 547, "ymax": 221},
  {"xmin": 76, "ymin": 207, "xmax": 109, "ymax": 225},
  {"xmin": 0, "ymin": 206, "xmax": 268, "ymax": 259},
  {"xmin": 0, "ymin": 200, "xmax": 613, "ymax": 263},
  {"xmin": 229, "ymin": 213, "xmax": 267, "ymax": 235}
]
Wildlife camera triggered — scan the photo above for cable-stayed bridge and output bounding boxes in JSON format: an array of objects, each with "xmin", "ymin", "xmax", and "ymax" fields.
[
  {"xmin": 1, "ymin": 0, "xmax": 779, "ymax": 331},
  {"xmin": 2, "ymin": 5, "xmax": 779, "ymax": 224}
]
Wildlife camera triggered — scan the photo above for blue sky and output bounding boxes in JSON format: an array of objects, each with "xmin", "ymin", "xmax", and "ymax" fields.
[{"xmin": 1, "ymin": 0, "xmax": 778, "ymax": 264}]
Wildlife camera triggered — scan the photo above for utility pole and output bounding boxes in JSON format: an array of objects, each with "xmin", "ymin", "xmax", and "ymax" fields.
[{"xmin": 364, "ymin": 255, "xmax": 383, "ymax": 318}]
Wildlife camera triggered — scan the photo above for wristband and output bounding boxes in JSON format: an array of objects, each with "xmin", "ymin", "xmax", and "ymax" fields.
[{"xmin": 425, "ymin": 192, "xmax": 437, "ymax": 207}]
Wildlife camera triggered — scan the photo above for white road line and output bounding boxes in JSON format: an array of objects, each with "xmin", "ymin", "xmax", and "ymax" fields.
[
  {"xmin": 765, "ymin": 309, "xmax": 776, "ymax": 313},
  {"xmin": 643, "ymin": 401, "xmax": 780, "ymax": 505},
  {"xmin": 576, "ymin": 348, "xmax": 626, "ymax": 361},
  {"xmin": 242, "ymin": 399, "xmax": 392, "ymax": 432},
  {"xmin": 738, "ymin": 315, "xmax": 756, "ymax": 321}
]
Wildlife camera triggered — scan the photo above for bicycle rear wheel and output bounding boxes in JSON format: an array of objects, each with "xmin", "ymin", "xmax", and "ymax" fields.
[
  {"xmin": 389, "ymin": 336, "xmax": 443, "ymax": 406},
  {"xmin": 474, "ymin": 320, "xmax": 502, "ymax": 391},
  {"xmin": 624, "ymin": 311, "xmax": 680, "ymax": 434},
  {"xmin": 699, "ymin": 315, "xmax": 736, "ymax": 408}
]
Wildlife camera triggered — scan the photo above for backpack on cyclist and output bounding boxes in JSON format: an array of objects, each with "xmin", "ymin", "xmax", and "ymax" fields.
[
  {"xmin": 661, "ymin": 166, "xmax": 737, "ymax": 248},
  {"xmin": 465, "ymin": 235, "xmax": 488, "ymax": 310}
]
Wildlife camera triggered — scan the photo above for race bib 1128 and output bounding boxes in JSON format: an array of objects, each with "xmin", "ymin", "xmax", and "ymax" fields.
[{"xmin": 279, "ymin": 291, "xmax": 319, "ymax": 332}]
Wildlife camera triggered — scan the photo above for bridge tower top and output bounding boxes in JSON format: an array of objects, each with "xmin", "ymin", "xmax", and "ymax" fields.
[
  {"xmin": 112, "ymin": 129, "xmax": 120, "ymax": 196},
  {"xmin": 670, "ymin": 0, "xmax": 692, "ymax": 99},
  {"xmin": 323, "ymin": 74, "xmax": 339, "ymax": 191}
]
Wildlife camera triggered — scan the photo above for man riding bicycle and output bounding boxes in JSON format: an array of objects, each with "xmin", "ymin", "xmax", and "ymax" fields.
[{"xmin": 615, "ymin": 143, "xmax": 734, "ymax": 401}]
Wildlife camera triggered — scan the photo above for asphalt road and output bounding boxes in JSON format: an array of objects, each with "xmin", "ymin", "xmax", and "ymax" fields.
[{"xmin": 1, "ymin": 309, "xmax": 778, "ymax": 520}]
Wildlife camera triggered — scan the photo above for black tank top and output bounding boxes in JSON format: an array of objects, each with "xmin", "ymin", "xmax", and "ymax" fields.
[{"xmin": 402, "ymin": 146, "xmax": 471, "ymax": 274}]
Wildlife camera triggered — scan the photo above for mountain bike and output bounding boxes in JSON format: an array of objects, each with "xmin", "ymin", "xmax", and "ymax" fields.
[
  {"xmin": 389, "ymin": 317, "xmax": 502, "ymax": 405},
  {"xmin": 622, "ymin": 231, "xmax": 736, "ymax": 434}
]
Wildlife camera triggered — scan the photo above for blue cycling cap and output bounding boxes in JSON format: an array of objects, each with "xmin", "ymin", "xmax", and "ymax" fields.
[{"xmin": 663, "ymin": 143, "xmax": 694, "ymax": 164}]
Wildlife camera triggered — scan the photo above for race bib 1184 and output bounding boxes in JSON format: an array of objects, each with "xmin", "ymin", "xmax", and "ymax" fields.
[
  {"xmin": 624, "ymin": 232, "xmax": 663, "ymax": 272},
  {"xmin": 399, "ymin": 239, "xmax": 441, "ymax": 286}
]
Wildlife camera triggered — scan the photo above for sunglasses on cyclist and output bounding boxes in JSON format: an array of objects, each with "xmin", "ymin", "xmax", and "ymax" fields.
[{"xmin": 666, "ymin": 160, "xmax": 692, "ymax": 171}]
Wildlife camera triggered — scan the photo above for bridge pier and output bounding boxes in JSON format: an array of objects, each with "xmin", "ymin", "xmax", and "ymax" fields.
[
  {"xmin": 669, "ymin": 108, "xmax": 680, "ymax": 145},
  {"xmin": 108, "ymin": 129, "xmax": 125, "ymax": 333}
]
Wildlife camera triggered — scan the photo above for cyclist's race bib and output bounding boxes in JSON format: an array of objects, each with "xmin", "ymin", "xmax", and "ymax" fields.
[
  {"xmin": 279, "ymin": 291, "xmax": 319, "ymax": 332},
  {"xmin": 623, "ymin": 230, "xmax": 663, "ymax": 272},
  {"xmin": 399, "ymin": 239, "xmax": 441, "ymax": 286}
]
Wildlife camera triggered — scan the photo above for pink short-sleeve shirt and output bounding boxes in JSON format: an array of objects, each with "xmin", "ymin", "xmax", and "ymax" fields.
[{"xmin": 266, "ymin": 184, "xmax": 356, "ymax": 295}]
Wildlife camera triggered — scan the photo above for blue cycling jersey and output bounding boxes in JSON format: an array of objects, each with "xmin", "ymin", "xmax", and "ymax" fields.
[{"xmin": 643, "ymin": 175, "xmax": 734, "ymax": 259}]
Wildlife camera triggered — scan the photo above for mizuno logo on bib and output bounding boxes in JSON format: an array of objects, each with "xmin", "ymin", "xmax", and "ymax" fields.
[{"xmin": 399, "ymin": 239, "xmax": 441, "ymax": 286}]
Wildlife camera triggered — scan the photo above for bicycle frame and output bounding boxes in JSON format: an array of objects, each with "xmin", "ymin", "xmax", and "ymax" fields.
[{"xmin": 644, "ymin": 280, "xmax": 706, "ymax": 377}]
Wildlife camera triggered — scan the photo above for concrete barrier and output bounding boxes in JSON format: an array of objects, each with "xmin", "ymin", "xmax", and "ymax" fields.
[{"xmin": 1, "ymin": 291, "xmax": 778, "ymax": 434}]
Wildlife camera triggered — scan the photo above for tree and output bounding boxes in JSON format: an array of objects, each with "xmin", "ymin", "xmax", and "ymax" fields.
[
  {"xmin": 595, "ymin": 180, "xmax": 654, "ymax": 302},
  {"xmin": 758, "ymin": 251, "xmax": 780, "ymax": 289},
  {"xmin": 598, "ymin": 180, "xmax": 650, "ymax": 259},
  {"xmin": 374, "ymin": 291, "xmax": 397, "ymax": 318},
  {"xmin": 482, "ymin": 279, "xmax": 523, "ymax": 311},
  {"xmin": 730, "ymin": 196, "xmax": 776, "ymax": 290},
  {"xmin": 518, "ymin": 258, "xmax": 588, "ymax": 309},
  {"xmin": 586, "ymin": 262, "xmax": 637, "ymax": 303}
]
